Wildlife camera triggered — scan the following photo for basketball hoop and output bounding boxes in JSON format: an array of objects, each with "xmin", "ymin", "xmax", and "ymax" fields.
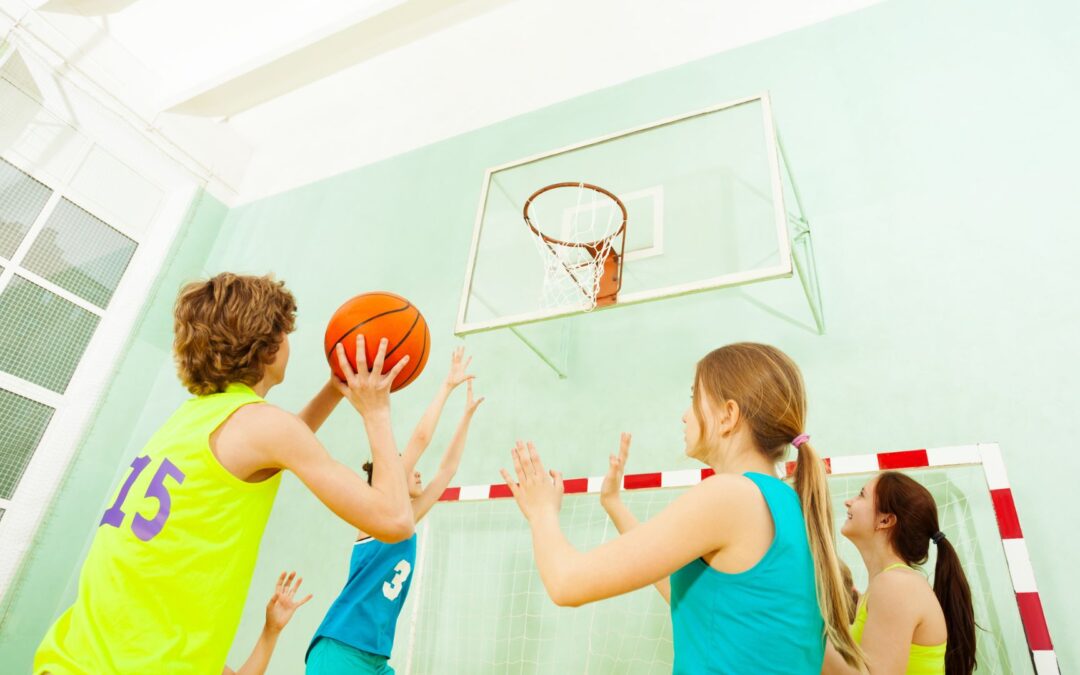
[{"xmin": 523, "ymin": 182, "xmax": 627, "ymax": 311}]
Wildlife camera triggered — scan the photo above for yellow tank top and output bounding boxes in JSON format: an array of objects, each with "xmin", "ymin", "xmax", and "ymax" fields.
[
  {"xmin": 851, "ymin": 563, "xmax": 947, "ymax": 675},
  {"xmin": 35, "ymin": 383, "xmax": 281, "ymax": 674}
]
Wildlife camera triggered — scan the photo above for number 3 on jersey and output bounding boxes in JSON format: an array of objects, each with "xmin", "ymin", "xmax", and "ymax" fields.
[{"xmin": 382, "ymin": 560, "xmax": 412, "ymax": 601}]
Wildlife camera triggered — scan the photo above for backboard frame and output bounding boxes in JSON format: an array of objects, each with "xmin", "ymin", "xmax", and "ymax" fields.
[{"xmin": 455, "ymin": 92, "xmax": 793, "ymax": 336}]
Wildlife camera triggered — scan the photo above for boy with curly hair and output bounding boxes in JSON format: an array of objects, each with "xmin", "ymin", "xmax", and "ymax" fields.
[{"xmin": 35, "ymin": 273, "xmax": 414, "ymax": 674}]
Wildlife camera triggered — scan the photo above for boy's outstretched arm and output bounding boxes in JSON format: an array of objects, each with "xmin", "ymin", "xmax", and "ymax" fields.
[
  {"xmin": 412, "ymin": 380, "xmax": 484, "ymax": 523},
  {"xmin": 252, "ymin": 336, "xmax": 414, "ymax": 541},
  {"xmin": 222, "ymin": 572, "xmax": 312, "ymax": 675},
  {"xmin": 403, "ymin": 346, "xmax": 474, "ymax": 473},
  {"xmin": 296, "ymin": 378, "xmax": 344, "ymax": 433}
]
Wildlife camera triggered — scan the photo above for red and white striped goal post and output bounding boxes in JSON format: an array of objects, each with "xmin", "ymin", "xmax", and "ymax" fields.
[{"xmin": 437, "ymin": 443, "xmax": 1058, "ymax": 674}]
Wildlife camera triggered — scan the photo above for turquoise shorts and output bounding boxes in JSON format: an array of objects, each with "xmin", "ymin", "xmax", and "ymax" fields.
[{"xmin": 306, "ymin": 637, "xmax": 395, "ymax": 674}]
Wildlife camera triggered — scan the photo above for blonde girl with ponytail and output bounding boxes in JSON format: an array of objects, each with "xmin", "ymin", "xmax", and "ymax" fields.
[{"xmin": 501, "ymin": 343, "xmax": 864, "ymax": 673}]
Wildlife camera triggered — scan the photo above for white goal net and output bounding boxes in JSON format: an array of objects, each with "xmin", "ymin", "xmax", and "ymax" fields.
[{"xmin": 395, "ymin": 448, "xmax": 1048, "ymax": 674}]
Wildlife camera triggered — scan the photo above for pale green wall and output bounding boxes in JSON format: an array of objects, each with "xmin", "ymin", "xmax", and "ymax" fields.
[
  {"xmin": 4, "ymin": 0, "xmax": 1078, "ymax": 671},
  {"xmin": 220, "ymin": 0, "xmax": 1080, "ymax": 669}
]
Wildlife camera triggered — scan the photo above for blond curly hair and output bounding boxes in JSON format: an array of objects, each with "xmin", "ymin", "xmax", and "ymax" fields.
[{"xmin": 173, "ymin": 273, "xmax": 297, "ymax": 395}]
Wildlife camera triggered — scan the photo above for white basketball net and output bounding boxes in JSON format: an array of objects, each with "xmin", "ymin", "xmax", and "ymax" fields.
[{"xmin": 527, "ymin": 183, "xmax": 624, "ymax": 312}]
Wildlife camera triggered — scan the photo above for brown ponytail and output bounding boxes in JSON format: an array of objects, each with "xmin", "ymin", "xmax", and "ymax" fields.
[
  {"xmin": 935, "ymin": 537, "xmax": 977, "ymax": 675},
  {"xmin": 875, "ymin": 472, "xmax": 976, "ymax": 675},
  {"xmin": 694, "ymin": 344, "xmax": 864, "ymax": 670}
]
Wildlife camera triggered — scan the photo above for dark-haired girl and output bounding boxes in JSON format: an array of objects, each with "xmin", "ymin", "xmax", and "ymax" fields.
[{"xmin": 823, "ymin": 471, "xmax": 976, "ymax": 675}]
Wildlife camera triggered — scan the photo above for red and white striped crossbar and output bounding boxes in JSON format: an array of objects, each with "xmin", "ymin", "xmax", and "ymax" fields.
[{"xmin": 437, "ymin": 443, "xmax": 1058, "ymax": 674}]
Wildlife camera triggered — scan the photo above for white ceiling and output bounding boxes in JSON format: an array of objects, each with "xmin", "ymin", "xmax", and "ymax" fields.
[{"xmin": 9, "ymin": 0, "xmax": 885, "ymax": 203}]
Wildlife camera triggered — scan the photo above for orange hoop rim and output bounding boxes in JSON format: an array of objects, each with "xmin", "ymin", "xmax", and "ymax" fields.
[{"xmin": 522, "ymin": 182, "xmax": 628, "ymax": 249}]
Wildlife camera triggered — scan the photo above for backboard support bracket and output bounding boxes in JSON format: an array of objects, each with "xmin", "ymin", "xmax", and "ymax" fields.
[{"xmin": 778, "ymin": 129, "xmax": 826, "ymax": 335}]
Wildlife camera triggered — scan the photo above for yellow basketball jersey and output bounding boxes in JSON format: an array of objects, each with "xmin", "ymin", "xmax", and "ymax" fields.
[{"xmin": 35, "ymin": 383, "xmax": 281, "ymax": 674}]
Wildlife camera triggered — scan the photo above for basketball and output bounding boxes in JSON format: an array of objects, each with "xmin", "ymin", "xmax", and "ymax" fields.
[{"xmin": 323, "ymin": 291, "xmax": 430, "ymax": 392}]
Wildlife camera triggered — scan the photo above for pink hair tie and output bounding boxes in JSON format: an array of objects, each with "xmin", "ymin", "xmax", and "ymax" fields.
[{"xmin": 792, "ymin": 433, "xmax": 810, "ymax": 449}]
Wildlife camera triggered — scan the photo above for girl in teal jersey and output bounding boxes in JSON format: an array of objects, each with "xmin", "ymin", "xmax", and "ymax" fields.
[
  {"xmin": 503, "ymin": 343, "xmax": 865, "ymax": 673},
  {"xmin": 307, "ymin": 348, "xmax": 484, "ymax": 673}
]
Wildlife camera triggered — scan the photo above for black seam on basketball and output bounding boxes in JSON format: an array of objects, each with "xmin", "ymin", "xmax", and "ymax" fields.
[
  {"xmin": 384, "ymin": 310, "xmax": 420, "ymax": 362},
  {"xmin": 399, "ymin": 329, "xmax": 427, "ymax": 388},
  {"xmin": 326, "ymin": 301, "xmax": 412, "ymax": 359},
  {"xmin": 397, "ymin": 326, "xmax": 428, "ymax": 388}
]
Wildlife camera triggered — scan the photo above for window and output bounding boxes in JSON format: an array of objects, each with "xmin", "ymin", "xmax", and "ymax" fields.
[{"xmin": 0, "ymin": 155, "xmax": 137, "ymax": 511}]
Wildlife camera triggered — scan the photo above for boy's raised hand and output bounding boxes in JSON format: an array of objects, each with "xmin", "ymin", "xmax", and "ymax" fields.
[{"xmin": 333, "ymin": 335, "xmax": 410, "ymax": 418}]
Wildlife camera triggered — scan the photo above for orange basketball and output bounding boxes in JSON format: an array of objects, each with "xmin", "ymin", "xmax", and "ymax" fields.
[{"xmin": 324, "ymin": 292, "xmax": 430, "ymax": 392}]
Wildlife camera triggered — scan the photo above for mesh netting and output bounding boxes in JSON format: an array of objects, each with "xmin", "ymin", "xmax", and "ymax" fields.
[{"xmin": 525, "ymin": 183, "xmax": 624, "ymax": 312}]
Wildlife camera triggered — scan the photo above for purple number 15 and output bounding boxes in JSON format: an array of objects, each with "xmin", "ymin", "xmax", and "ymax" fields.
[{"xmin": 100, "ymin": 456, "xmax": 186, "ymax": 541}]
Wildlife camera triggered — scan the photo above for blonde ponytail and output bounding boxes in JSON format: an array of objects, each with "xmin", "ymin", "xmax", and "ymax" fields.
[{"xmin": 794, "ymin": 441, "xmax": 865, "ymax": 670}]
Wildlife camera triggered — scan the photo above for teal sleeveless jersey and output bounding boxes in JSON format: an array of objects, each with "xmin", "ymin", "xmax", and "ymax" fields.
[
  {"xmin": 307, "ymin": 533, "xmax": 418, "ymax": 661},
  {"xmin": 669, "ymin": 472, "xmax": 824, "ymax": 674}
]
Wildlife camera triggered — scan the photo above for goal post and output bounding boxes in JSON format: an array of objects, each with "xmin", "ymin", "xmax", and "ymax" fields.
[{"xmin": 394, "ymin": 444, "xmax": 1057, "ymax": 674}]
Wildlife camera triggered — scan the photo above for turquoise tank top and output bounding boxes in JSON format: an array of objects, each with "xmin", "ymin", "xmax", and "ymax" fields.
[
  {"xmin": 307, "ymin": 533, "xmax": 418, "ymax": 660},
  {"xmin": 670, "ymin": 472, "xmax": 824, "ymax": 674}
]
